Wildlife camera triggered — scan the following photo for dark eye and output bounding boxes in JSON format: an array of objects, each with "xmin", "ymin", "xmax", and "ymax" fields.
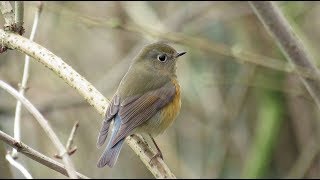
[{"xmin": 157, "ymin": 54, "xmax": 167, "ymax": 62}]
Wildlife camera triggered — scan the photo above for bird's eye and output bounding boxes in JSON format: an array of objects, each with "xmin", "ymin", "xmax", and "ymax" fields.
[{"xmin": 157, "ymin": 54, "xmax": 167, "ymax": 62}]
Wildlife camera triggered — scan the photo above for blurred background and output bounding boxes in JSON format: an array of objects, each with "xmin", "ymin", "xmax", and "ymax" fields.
[{"xmin": 1, "ymin": 1, "xmax": 320, "ymax": 178}]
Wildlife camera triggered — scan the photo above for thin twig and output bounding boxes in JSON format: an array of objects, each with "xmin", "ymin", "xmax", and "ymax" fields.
[
  {"xmin": 0, "ymin": 80, "xmax": 78, "ymax": 179},
  {"xmin": 66, "ymin": 121, "xmax": 79, "ymax": 152},
  {"xmin": 12, "ymin": 0, "xmax": 43, "ymax": 159},
  {"xmin": 55, "ymin": 121, "xmax": 79, "ymax": 159},
  {"xmin": 0, "ymin": 29, "xmax": 175, "ymax": 179},
  {"xmin": 0, "ymin": 130, "xmax": 89, "ymax": 179},
  {"xmin": 5, "ymin": 153, "xmax": 33, "ymax": 179},
  {"xmin": 249, "ymin": 1, "xmax": 320, "ymax": 111},
  {"xmin": 14, "ymin": 1, "xmax": 24, "ymax": 35}
]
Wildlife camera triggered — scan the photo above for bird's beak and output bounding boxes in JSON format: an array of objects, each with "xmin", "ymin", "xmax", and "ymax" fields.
[{"xmin": 175, "ymin": 52, "xmax": 186, "ymax": 58}]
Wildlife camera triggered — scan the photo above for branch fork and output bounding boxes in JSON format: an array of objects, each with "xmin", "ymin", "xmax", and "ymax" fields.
[{"xmin": 54, "ymin": 121, "xmax": 79, "ymax": 159}]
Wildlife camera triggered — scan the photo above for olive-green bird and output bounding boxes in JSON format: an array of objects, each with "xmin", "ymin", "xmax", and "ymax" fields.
[{"xmin": 97, "ymin": 42, "xmax": 186, "ymax": 168}]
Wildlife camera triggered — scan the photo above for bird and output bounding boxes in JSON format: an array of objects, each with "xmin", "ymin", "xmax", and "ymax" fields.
[{"xmin": 96, "ymin": 42, "xmax": 186, "ymax": 168}]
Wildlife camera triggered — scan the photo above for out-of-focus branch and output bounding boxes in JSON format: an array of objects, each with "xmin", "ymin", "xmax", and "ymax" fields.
[
  {"xmin": 0, "ymin": 80, "xmax": 78, "ymax": 179},
  {"xmin": 0, "ymin": 130, "xmax": 89, "ymax": 179},
  {"xmin": 43, "ymin": 3, "xmax": 319, "ymax": 81},
  {"xmin": 286, "ymin": 140, "xmax": 320, "ymax": 178},
  {"xmin": 0, "ymin": 29, "xmax": 175, "ymax": 179},
  {"xmin": 14, "ymin": 1, "xmax": 24, "ymax": 35},
  {"xmin": 5, "ymin": 154, "xmax": 32, "ymax": 179},
  {"xmin": 12, "ymin": 0, "xmax": 43, "ymax": 158},
  {"xmin": 165, "ymin": 1, "xmax": 217, "ymax": 32},
  {"xmin": 285, "ymin": 75, "xmax": 320, "ymax": 178},
  {"xmin": 249, "ymin": 1, "xmax": 320, "ymax": 111}
]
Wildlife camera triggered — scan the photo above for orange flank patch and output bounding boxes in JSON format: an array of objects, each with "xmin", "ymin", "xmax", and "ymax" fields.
[{"xmin": 159, "ymin": 78, "xmax": 181, "ymax": 132}]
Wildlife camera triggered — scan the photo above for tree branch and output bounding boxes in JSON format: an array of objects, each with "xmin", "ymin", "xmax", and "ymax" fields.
[
  {"xmin": 66, "ymin": 121, "xmax": 79, "ymax": 153},
  {"xmin": 0, "ymin": 130, "xmax": 89, "ymax": 179},
  {"xmin": 12, "ymin": 0, "xmax": 42, "ymax": 158},
  {"xmin": 0, "ymin": 29, "xmax": 175, "ymax": 179},
  {"xmin": 55, "ymin": 121, "xmax": 79, "ymax": 159},
  {"xmin": 0, "ymin": 1, "xmax": 14, "ymax": 29},
  {"xmin": 0, "ymin": 80, "xmax": 78, "ymax": 178},
  {"xmin": 5, "ymin": 153, "xmax": 33, "ymax": 179},
  {"xmin": 249, "ymin": 1, "xmax": 320, "ymax": 111},
  {"xmin": 14, "ymin": 1, "xmax": 24, "ymax": 35}
]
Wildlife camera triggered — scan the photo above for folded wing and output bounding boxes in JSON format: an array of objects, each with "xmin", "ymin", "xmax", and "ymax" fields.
[{"xmin": 111, "ymin": 81, "xmax": 176, "ymax": 147}]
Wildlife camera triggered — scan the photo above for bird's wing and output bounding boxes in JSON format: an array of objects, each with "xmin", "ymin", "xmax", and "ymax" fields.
[
  {"xmin": 97, "ymin": 95, "xmax": 120, "ymax": 147},
  {"xmin": 110, "ymin": 81, "xmax": 177, "ymax": 147}
]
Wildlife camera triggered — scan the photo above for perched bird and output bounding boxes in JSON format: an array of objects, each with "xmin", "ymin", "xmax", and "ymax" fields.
[{"xmin": 97, "ymin": 42, "xmax": 186, "ymax": 168}]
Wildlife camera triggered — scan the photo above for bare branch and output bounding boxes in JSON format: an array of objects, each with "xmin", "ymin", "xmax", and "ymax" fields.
[
  {"xmin": 249, "ymin": 1, "xmax": 320, "ymax": 111},
  {"xmin": 0, "ymin": 130, "xmax": 89, "ymax": 179},
  {"xmin": 5, "ymin": 153, "xmax": 33, "ymax": 179},
  {"xmin": 12, "ymin": 0, "xmax": 43, "ymax": 158},
  {"xmin": 14, "ymin": 1, "xmax": 24, "ymax": 35},
  {"xmin": 0, "ymin": 1, "xmax": 14, "ymax": 28},
  {"xmin": 0, "ymin": 29, "xmax": 175, "ymax": 179},
  {"xmin": 0, "ymin": 80, "xmax": 78, "ymax": 178},
  {"xmin": 55, "ymin": 121, "xmax": 79, "ymax": 159},
  {"xmin": 66, "ymin": 121, "xmax": 79, "ymax": 152},
  {"xmin": 127, "ymin": 134, "xmax": 176, "ymax": 178},
  {"xmin": 0, "ymin": 1, "xmax": 14, "ymax": 52}
]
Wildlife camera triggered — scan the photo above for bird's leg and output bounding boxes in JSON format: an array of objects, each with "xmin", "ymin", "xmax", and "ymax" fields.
[{"xmin": 148, "ymin": 134, "xmax": 163, "ymax": 164}]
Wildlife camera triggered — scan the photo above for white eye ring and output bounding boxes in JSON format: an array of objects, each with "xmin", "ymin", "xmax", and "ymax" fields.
[{"xmin": 157, "ymin": 54, "xmax": 167, "ymax": 62}]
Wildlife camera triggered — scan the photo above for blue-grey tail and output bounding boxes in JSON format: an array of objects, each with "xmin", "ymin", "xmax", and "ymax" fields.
[
  {"xmin": 97, "ymin": 115, "xmax": 125, "ymax": 168},
  {"xmin": 97, "ymin": 138, "xmax": 125, "ymax": 168}
]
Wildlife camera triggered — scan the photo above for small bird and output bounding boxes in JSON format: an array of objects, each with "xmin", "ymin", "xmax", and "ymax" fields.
[{"xmin": 96, "ymin": 42, "xmax": 186, "ymax": 168}]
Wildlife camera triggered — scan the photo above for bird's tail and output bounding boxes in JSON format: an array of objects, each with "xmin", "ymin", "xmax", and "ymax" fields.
[{"xmin": 97, "ymin": 115, "xmax": 125, "ymax": 168}]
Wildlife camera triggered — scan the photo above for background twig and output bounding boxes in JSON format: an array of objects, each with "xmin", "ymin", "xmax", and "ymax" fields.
[
  {"xmin": 0, "ymin": 80, "xmax": 78, "ymax": 179},
  {"xmin": 249, "ymin": 1, "xmax": 320, "ymax": 110},
  {"xmin": 5, "ymin": 153, "xmax": 33, "ymax": 179},
  {"xmin": 55, "ymin": 121, "xmax": 79, "ymax": 159},
  {"xmin": 0, "ymin": 130, "xmax": 89, "ymax": 179},
  {"xmin": 12, "ymin": 0, "xmax": 43, "ymax": 158},
  {"xmin": 66, "ymin": 121, "xmax": 79, "ymax": 152},
  {"xmin": 42, "ymin": 3, "xmax": 320, "ymax": 81}
]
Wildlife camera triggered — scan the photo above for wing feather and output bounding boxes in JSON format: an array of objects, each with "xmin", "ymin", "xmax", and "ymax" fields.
[
  {"xmin": 110, "ymin": 82, "xmax": 176, "ymax": 147},
  {"xmin": 97, "ymin": 95, "xmax": 120, "ymax": 147}
]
